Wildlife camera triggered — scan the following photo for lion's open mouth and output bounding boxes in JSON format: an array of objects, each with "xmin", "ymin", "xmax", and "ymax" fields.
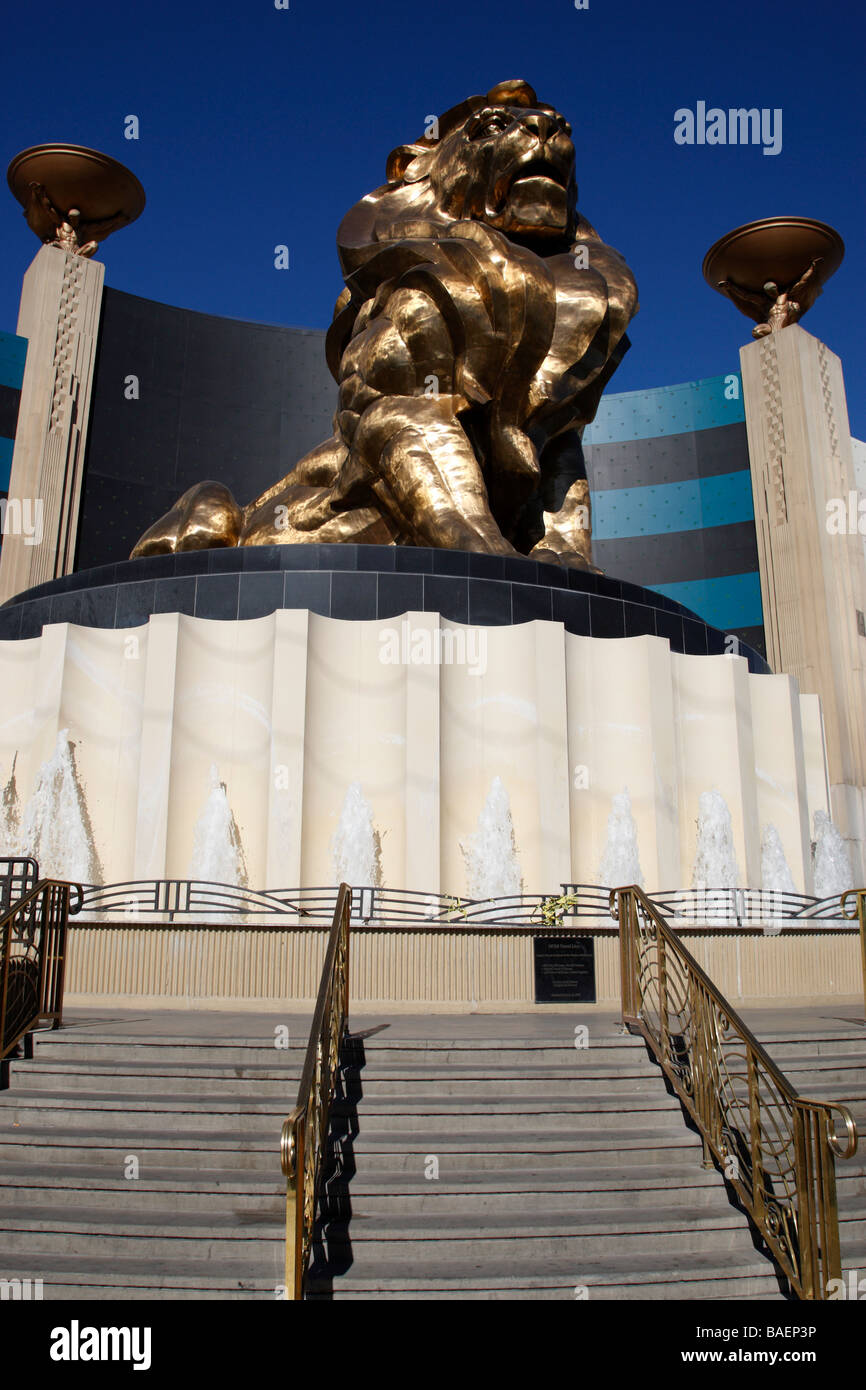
[{"xmin": 491, "ymin": 158, "xmax": 569, "ymax": 214}]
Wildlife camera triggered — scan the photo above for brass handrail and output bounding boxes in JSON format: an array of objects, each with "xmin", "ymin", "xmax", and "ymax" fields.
[
  {"xmin": 0, "ymin": 879, "xmax": 79, "ymax": 1083},
  {"xmin": 840, "ymin": 889, "xmax": 866, "ymax": 1019},
  {"xmin": 280, "ymin": 883, "xmax": 351, "ymax": 1300},
  {"xmin": 611, "ymin": 884, "xmax": 858, "ymax": 1300}
]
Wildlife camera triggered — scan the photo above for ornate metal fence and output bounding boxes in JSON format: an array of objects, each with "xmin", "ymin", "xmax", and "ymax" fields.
[
  {"xmin": 74, "ymin": 881, "xmax": 599, "ymax": 927},
  {"xmin": 0, "ymin": 878, "xmax": 80, "ymax": 1084},
  {"xmin": 280, "ymin": 883, "xmax": 351, "ymax": 1300},
  {"xmin": 611, "ymin": 884, "xmax": 858, "ymax": 1299},
  {"xmin": 71, "ymin": 879, "xmax": 858, "ymax": 928},
  {"xmin": 563, "ymin": 883, "xmax": 855, "ymax": 927}
]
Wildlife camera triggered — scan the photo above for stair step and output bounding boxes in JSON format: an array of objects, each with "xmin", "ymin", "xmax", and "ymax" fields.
[
  {"xmin": 0, "ymin": 1250, "xmax": 284, "ymax": 1299},
  {"xmin": 0, "ymin": 1204, "xmax": 763, "ymax": 1261},
  {"xmin": 0, "ymin": 1094, "xmax": 690, "ymax": 1136},
  {"xmin": 305, "ymin": 1248, "xmax": 785, "ymax": 1299}
]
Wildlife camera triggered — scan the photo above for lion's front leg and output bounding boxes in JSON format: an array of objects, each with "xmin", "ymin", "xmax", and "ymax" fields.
[
  {"xmin": 353, "ymin": 395, "xmax": 520, "ymax": 555},
  {"xmin": 337, "ymin": 285, "xmax": 520, "ymax": 555},
  {"xmin": 528, "ymin": 477, "xmax": 599, "ymax": 572}
]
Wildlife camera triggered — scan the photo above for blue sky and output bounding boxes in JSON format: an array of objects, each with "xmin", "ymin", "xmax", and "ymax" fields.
[{"xmin": 1, "ymin": 0, "xmax": 864, "ymax": 434}]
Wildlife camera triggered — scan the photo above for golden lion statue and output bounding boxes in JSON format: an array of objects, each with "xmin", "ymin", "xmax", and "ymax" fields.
[{"xmin": 131, "ymin": 80, "xmax": 638, "ymax": 568}]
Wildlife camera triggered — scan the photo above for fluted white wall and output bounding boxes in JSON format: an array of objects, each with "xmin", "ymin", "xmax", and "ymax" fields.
[{"xmin": 0, "ymin": 611, "xmax": 830, "ymax": 895}]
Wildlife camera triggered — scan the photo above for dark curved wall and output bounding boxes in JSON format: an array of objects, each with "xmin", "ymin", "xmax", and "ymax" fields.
[{"xmin": 75, "ymin": 288, "xmax": 336, "ymax": 570}]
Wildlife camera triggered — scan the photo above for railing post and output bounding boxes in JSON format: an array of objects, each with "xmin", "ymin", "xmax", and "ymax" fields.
[
  {"xmin": 791, "ymin": 1104, "xmax": 817, "ymax": 1299},
  {"xmin": 344, "ymin": 889, "xmax": 351, "ymax": 1024},
  {"xmin": 689, "ymin": 975, "xmax": 714, "ymax": 1169},
  {"xmin": 746, "ymin": 1050, "xmax": 765, "ymax": 1228},
  {"xmin": 840, "ymin": 889, "xmax": 866, "ymax": 1022},
  {"xmin": 814, "ymin": 1106, "xmax": 843, "ymax": 1299},
  {"xmin": 615, "ymin": 889, "xmax": 633, "ymax": 1022},
  {"xmin": 53, "ymin": 885, "xmax": 71, "ymax": 1027},
  {"xmin": 35, "ymin": 885, "xmax": 50, "ymax": 1016},
  {"xmin": 657, "ymin": 928, "xmax": 669, "ymax": 1067},
  {"xmin": 0, "ymin": 919, "xmax": 10, "ymax": 1082},
  {"xmin": 284, "ymin": 1113, "xmax": 305, "ymax": 1300},
  {"xmin": 859, "ymin": 892, "xmax": 866, "ymax": 1022}
]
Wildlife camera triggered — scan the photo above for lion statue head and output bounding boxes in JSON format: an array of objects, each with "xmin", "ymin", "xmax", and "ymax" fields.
[{"xmin": 340, "ymin": 78, "xmax": 581, "ymax": 266}]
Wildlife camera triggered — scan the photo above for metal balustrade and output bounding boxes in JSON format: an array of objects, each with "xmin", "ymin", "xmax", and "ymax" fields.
[{"xmin": 611, "ymin": 884, "xmax": 859, "ymax": 1299}]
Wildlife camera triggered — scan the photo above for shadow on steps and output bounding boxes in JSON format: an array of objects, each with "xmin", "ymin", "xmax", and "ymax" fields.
[{"xmin": 306, "ymin": 1033, "xmax": 366, "ymax": 1300}]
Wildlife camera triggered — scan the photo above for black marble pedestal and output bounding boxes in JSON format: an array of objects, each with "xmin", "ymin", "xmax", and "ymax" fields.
[{"xmin": 0, "ymin": 545, "xmax": 770, "ymax": 672}]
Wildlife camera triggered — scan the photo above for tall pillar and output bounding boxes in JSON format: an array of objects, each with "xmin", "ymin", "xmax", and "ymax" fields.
[
  {"xmin": 0, "ymin": 245, "xmax": 104, "ymax": 603},
  {"xmin": 403, "ymin": 612, "xmax": 442, "ymax": 895},
  {"xmin": 266, "ymin": 609, "xmax": 310, "ymax": 889},
  {"xmin": 741, "ymin": 325, "xmax": 866, "ymax": 880},
  {"xmin": 133, "ymin": 613, "xmax": 180, "ymax": 880}
]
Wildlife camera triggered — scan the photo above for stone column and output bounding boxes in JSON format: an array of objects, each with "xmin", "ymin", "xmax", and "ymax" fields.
[
  {"xmin": 740, "ymin": 325, "xmax": 866, "ymax": 880},
  {"xmin": 0, "ymin": 245, "xmax": 104, "ymax": 603},
  {"xmin": 133, "ymin": 613, "xmax": 180, "ymax": 880},
  {"xmin": 403, "ymin": 612, "xmax": 441, "ymax": 895},
  {"xmin": 265, "ymin": 608, "xmax": 310, "ymax": 890}
]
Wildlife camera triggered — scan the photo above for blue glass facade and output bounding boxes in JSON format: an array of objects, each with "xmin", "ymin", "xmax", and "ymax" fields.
[
  {"xmin": 0, "ymin": 330, "xmax": 27, "ymax": 497},
  {"xmin": 584, "ymin": 374, "xmax": 763, "ymax": 652}
]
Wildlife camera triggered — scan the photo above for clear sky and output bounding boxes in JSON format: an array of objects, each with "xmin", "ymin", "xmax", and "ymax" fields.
[{"xmin": 1, "ymin": 0, "xmax": 863, "ymax": 434}]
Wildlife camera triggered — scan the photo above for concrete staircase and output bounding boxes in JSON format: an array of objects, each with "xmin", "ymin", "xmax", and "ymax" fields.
[
  {"xmin": 0, "ymin": 1011, "xmax": 299, "ymax": 1299},
  {"xmin": 0, "ymin": 1007, "xmax": 861, "ymax": 1301},
  {"xmin": 307, "ymin": 1015, "xmax": 787, "ymax": 1300}
]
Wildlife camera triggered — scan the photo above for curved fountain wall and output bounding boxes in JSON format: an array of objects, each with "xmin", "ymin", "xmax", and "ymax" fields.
[{"xmin": 0, "ymin": 606, "xmax": 828, "ymax": 897}]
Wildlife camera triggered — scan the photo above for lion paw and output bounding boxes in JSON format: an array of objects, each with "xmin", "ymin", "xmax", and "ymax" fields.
[{"xmin": 130, "ymin": 482, "xmax": 243, "ymax": 558}]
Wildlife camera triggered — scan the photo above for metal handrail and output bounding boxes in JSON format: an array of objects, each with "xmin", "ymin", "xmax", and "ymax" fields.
[
  {"xmin": 280, "ymin": 883, "xmax": 351, "ymax": 1300},
  {"xmin": 0, "ymin": 878, "xmax": 80, "ymax": 1083},
  {"xmin": 839, "ymin": 890, "xmax": 866, "ymax": 1019},
  {"xmin": 611, "ymin": 884, "xmax": 858, "ymax": 1300}
]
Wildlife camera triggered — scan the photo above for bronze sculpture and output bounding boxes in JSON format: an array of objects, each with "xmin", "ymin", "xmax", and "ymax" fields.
[
  {"xmin": 717, "ymin": 259, "xmax": 824, "ymax": 337},
  {"xmin": 7, "ymin": 144, "xmax": 145, "ymax": 257},
  {"xmin": 131, "ymin": 80, "xmax": 638, "ymax": 569},
  {"xmin": 703, "ymin": 217, "xmax": 844, "ymax": 339},
  {"xmin": 21, "ymin": 188, "xmax": 119, "ymax": 258}
]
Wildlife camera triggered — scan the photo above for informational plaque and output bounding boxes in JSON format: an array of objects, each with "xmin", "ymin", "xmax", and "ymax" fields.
[{"xmin": 533, "ymin": 935, "xmax": 596, "ymax": 1004}]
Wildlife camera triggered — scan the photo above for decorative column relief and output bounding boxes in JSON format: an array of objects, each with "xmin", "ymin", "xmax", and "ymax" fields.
[
  {"xmin": 759, "ymin": 337, "xmax": 788, "ymax": 525},
  {"xmin": 0, "ymin": 246, "xmax": 104, "ymax": 603}
]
